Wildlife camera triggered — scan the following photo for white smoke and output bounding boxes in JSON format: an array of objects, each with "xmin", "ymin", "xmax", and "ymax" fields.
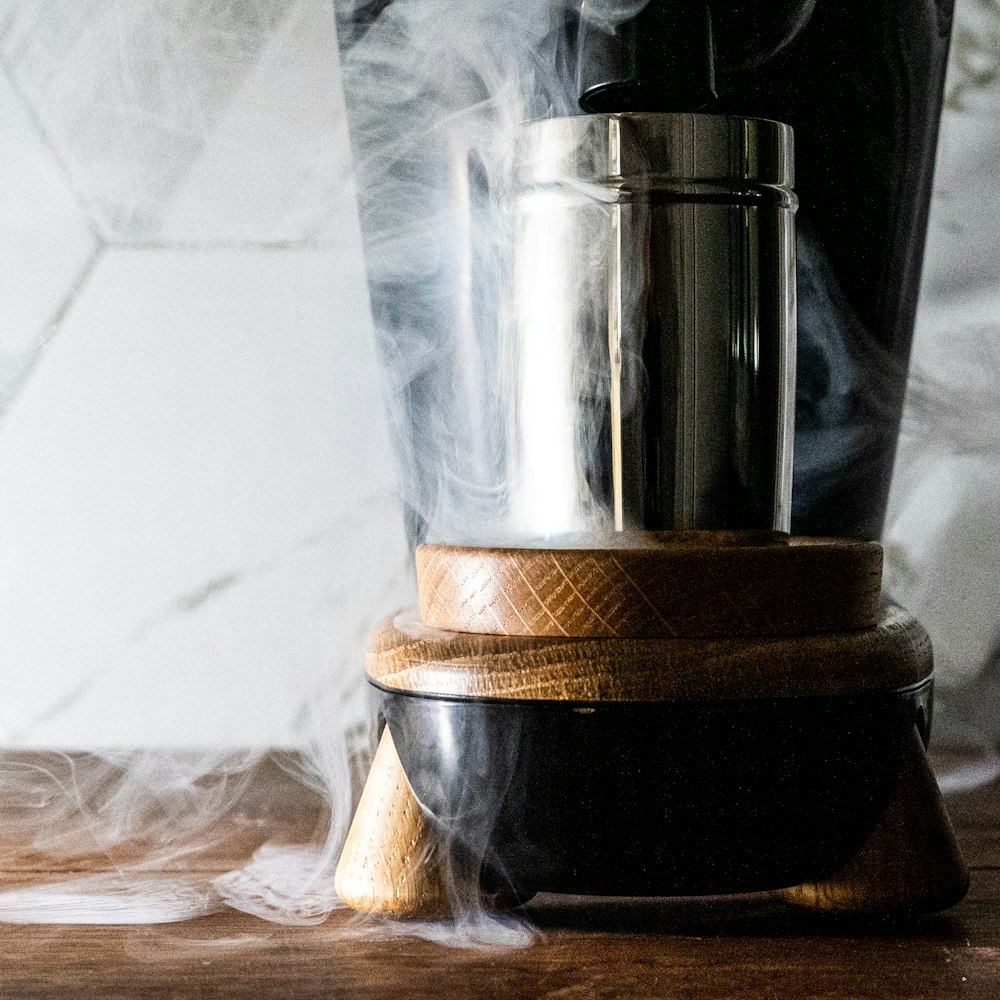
[
  {"xmin": 339, "ymin": 0, "xmax": 586, "ymax": 545},
  {"xmin": 883, "ymin": 0, "xmax": 1000, "ymax": 791},
  {"xmin": 0, "ymin": 0, "xmax": 643, "ymax": 945},
  {"xmin": 884, "ymin": 320, "xmax": 1000, "ymax": 791},
  {"xmin": 2, "ymin": 0, "xmax": 998, "ymax": 948}
]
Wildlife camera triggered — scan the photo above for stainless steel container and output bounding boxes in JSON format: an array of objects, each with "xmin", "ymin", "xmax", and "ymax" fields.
[{"xmin": 509, "ymin": 113, "xmax": 796, "ymax": 538}]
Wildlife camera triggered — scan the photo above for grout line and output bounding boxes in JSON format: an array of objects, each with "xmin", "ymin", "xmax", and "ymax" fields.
[
  {"xmin": 0, "ymin": 244, "xmax": 106, "ymax": 434},
  {"xmin": 0, "ymin": 53, "xmax": 105, "ymax": 246},
  {"xmin": 0, "ymin": 4, "xmax": 327, "ymax": 252}
]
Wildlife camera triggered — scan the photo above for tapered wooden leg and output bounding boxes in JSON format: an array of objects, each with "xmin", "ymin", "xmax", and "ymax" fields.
[
  {"xmin": 335, "ymin": 727, "xmax": 452, "ymax": 916},
  {"xmin": 776, "ymin": 726, "xmax": 969, "ymax": 915}
]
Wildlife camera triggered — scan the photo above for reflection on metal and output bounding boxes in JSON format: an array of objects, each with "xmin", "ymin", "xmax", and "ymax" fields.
[
  {"xmin": 608, "ymin": 201, "xmax": 624, "ymax": 532},
  {"xmin": 509, "ymin": 113, "xmax": 797, "ymax": 538}
]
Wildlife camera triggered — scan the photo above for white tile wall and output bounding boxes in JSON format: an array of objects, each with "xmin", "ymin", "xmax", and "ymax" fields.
[
  {"xmin": 919, "ymin": 115, "xmax": 1000, "ymax": 306},
  {"xmin": 0, "ymin": 0, "xmax": 340, "ymax": 243},
  {"xmin": 0, "ymin": 245, "xmax": 409, "ymax": 747},
  {"xmin": 0, "ymin": 2, "xmax": 410, "ymax": 748},
  {"xmin": 160, "ymin": 0, "xmax": 355, "ymax": 244},
  {"xmin": 2, "ymin": 0, "xmax": 998, "ymax": 749}
]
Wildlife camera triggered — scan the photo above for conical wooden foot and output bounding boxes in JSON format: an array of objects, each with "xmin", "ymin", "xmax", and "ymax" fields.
[
  {"xmin": 776, "ymin": 726, "xmax": 969, "ymax": 915},
  {"xmin": 336, "ymin": 728, "xmax": 533, "ymax": 917},
  {"xmin": 335, "ymin": 727, "xmax": 452, "ymax": 917}
]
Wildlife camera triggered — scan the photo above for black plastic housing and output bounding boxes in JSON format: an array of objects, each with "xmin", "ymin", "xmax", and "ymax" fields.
[
  {"xmin": 374, "ymin": 678, "xmax": 932, "ymax": 898},
  {"xmin": 577, "ymin": 1, "xmax": 819, "ymax": 113}
]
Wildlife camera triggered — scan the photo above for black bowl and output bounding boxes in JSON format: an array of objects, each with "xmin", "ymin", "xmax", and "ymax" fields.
[{"xmin": 373, "ymin": 679, "xmax": 932, "ymax": 898}]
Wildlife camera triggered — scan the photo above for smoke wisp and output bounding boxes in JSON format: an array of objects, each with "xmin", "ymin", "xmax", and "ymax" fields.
[{"xmin": 0, "ymin": 0, "xmax": 646, "ymax": 947}]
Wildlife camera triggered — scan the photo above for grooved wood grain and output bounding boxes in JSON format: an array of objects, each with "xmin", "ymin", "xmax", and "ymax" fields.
[
  {"xmin": 369, "ymin": 600, "xmax": 932, "ymax": 701},
  {"xmin": 334, "ymin": 728, "xmax": 448, "ymax": 916},
  {"xmin": 416, "ymin": 533, "xmax": 883, "ymax": 638},
  {"xmin": 0, "ymin": 750, "xmax": 998, "ymax": 999}
]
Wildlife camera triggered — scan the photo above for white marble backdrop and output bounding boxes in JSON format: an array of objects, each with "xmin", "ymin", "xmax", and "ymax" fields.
[
  {"xmin": 0, "ymin": 0, "xmax": 411, "ymax": 747},
  {"xmin": 1, "ymin": 0, "xmax": 999, "ymax": 754}
]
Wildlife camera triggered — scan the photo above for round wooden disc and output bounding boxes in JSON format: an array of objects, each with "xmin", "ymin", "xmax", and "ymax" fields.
[
  {"xmin": 416, "ymin": 532, "xmax": 882, "ymax": 639},
  {"xmin": 368, "ymin": 601, "xmax": 931, "ymax": 702}
]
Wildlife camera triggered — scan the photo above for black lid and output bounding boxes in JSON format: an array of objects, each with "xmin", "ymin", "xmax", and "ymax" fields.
[{"xmin": 577, "ymin": 0, "xmax": 818, "ymax": 114}]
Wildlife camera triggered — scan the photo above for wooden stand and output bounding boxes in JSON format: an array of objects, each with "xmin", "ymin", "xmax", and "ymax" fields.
[
  {"xmin": 335, "ymin": 728, "xmax": 449, "ymax": 917},
  {"xmin": 416, "ymin": 532, "xmax": 883, "ymax": 638},
  {"xmin": 336, "ymin": 534, "xmax": 968, "ymax": 919},
  {"xmin": 775, "ymin": 726, "xmax": 969, "ymax": 915}
]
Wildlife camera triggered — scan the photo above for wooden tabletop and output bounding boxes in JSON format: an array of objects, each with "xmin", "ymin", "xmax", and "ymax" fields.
[{"xmin": 0, "ymin": 749, "xmax": 998, "ymax": 1000}]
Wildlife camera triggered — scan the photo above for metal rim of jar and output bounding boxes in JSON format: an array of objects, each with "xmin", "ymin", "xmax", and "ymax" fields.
[{"xmin": 515, "ymin": 112, "xmax": 795, "ymax": 205}]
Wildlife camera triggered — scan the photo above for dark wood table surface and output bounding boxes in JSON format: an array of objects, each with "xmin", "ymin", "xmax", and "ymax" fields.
[{"xmin": 0, "ymin": 750, "xmax": 997, "ymax": 1000}]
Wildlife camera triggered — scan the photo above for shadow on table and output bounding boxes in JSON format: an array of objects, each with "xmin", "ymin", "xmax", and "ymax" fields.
[{"xmin": 522, "ymin": 892, "xmax": 966, "ymax": 942}]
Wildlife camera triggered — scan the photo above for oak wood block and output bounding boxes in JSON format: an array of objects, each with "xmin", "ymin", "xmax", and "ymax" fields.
[
  {"xmin": 369, "ymin": 600, "xmax": 931, "ymax": 702},
  {"xmin": 334, "ymin": 728, "xmax": 450, "ymax": 917},
  {"xmin": 417, "ymin": 532, "xmax": 882, "ymax": 639}
]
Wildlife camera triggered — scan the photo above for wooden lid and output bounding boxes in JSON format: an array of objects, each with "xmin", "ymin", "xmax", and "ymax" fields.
[
  {"xmin": 368, "ymin": 600, "xmax": 931, "ymax": 702},
  {"xmin": 416, "ymin": 532, "xmax": 882, "ymax": 639}
]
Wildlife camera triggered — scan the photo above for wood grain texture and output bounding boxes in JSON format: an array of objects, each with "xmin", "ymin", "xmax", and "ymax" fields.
[
  {"xmin": 776, "ymin": 726, "xmax": 970, "ymax": 915},
  {"xmin": 0, "ymin": 751, "xmax": 997, "ymax": 1000},
  {"xmin": 417, "ymin": 532, "xmax": 883, "ymax": 638},
  {"xmin": 0, "ymin": 751, "xmax": 326, "ymax": 874},
  {"xmin": 0, "ymin": 876, "xmax": 998, "ymax": 1000},
  {"xmin": 334, "ymin": 728, "xmax": 449, "ymax": 917},
  {"xmin": 369, "ymin": 600, "xmax": 931, "ymax": 701}
]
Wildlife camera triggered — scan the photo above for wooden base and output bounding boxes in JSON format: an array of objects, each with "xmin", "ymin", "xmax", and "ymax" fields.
[
  {"xmin": 336, "ymin": 721, "xmax": 967, "ymax": 919},
  {"xmin": 416, "ymin": 533, "xmax": 883, "ymax": 638},
  {"xmin": 336, "ymin": 537, "xmax": 965, "ymax": 919},
  {"xmin": 334, "ymin": 728, "xmax": 450, "ymax": 917},
  {"xmin": 775, "ymin": 726, "xmax": 969, "ymax": 915},
  {"xmin": 369, "ymin": 601, "xmax": 931, "ymax": 702}
]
